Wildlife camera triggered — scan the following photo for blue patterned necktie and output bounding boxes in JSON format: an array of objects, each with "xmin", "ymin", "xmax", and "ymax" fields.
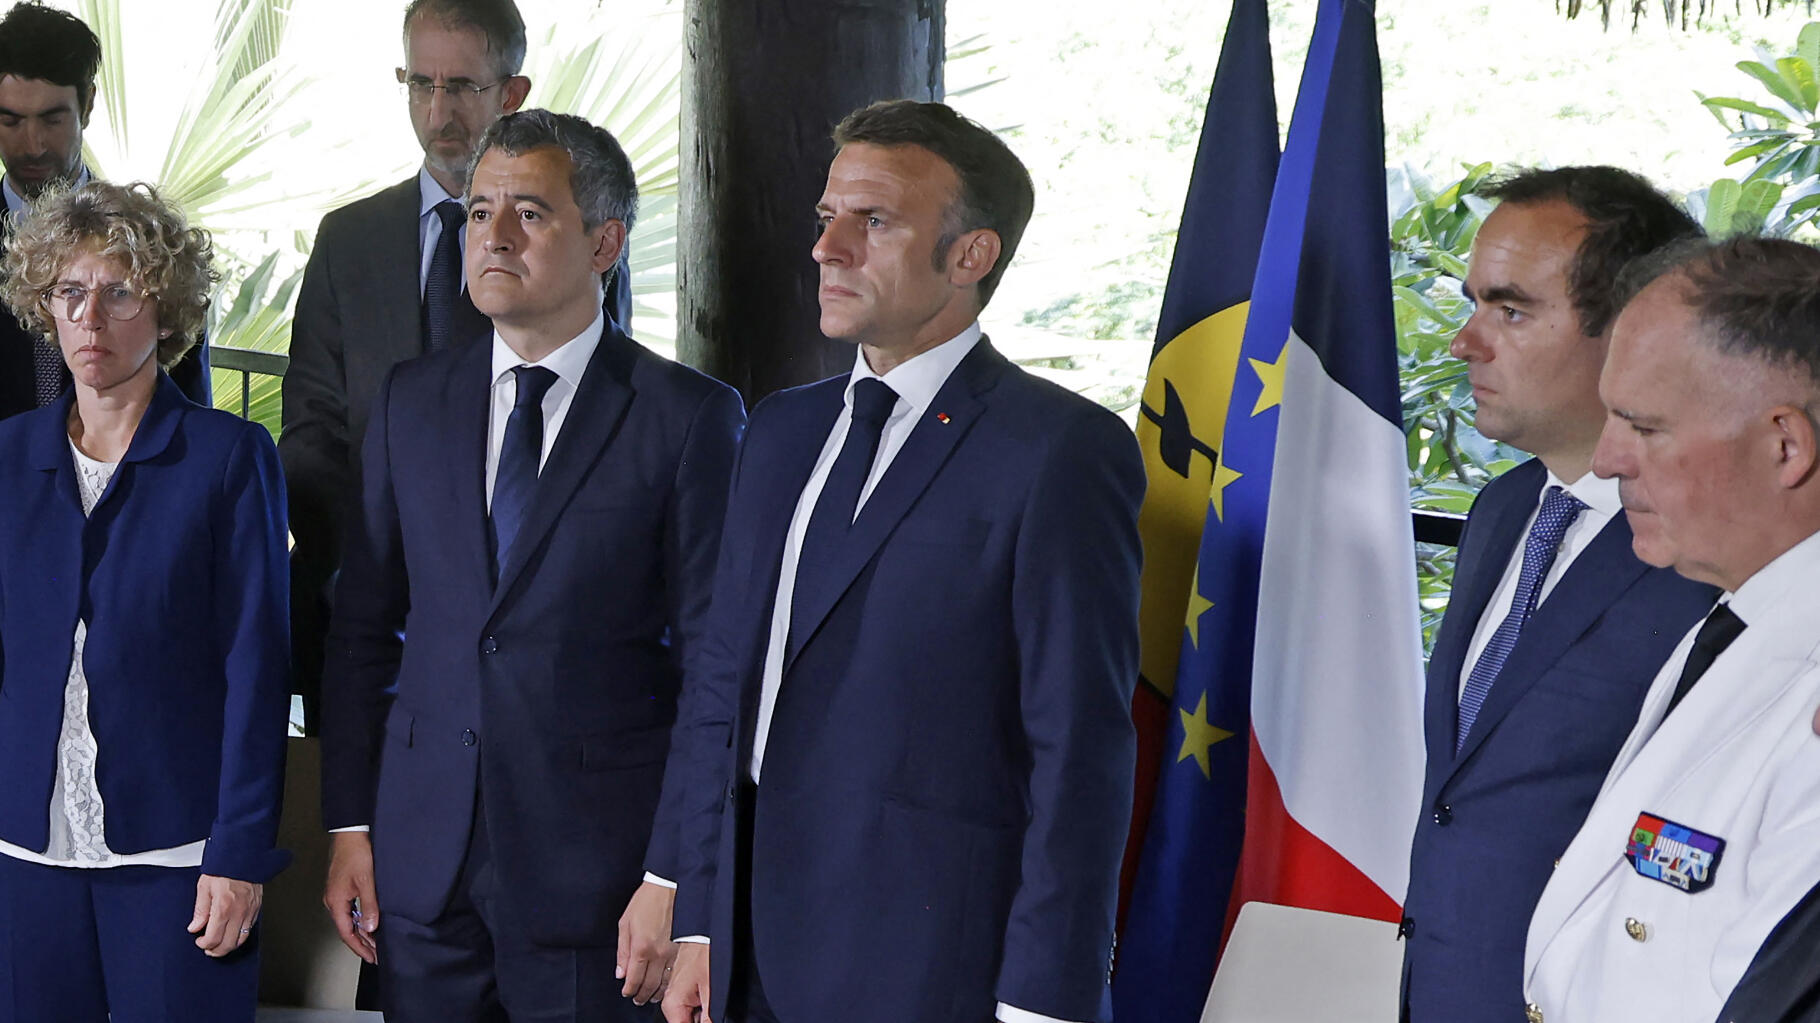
[
  {"xmin": 489, "ymin": 365, "xmax": 559, "ymax": 583},
  {"xmin": 1456, "ymin": 485, "xmax": 1587, "ymax": 754},
  {"xmin": 422, "ymin": 199, "xmax": 465, "ymax": 353},
  {"xmin": 788, "ymin": 377, "xmax": 899, "ymax": 652}
]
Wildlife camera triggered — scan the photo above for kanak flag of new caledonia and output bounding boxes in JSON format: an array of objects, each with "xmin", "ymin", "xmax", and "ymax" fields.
[{"xmin": 1117, "ymin": 0, "xmax": 1425, "ymax": 1019}]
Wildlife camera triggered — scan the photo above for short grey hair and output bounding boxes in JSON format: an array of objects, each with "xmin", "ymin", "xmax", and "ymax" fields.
[
  {"xmin": 466, "ymin": 109, "xmax": 637, "ymax": 232},
  {"xmin": 402, "ymin": 0, "xmax": 527, "ymax": 79}
]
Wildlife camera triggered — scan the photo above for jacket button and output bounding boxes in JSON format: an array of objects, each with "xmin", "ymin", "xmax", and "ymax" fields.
[
  {"xmin": 1433, "ymin": 803, "xmax": 1453, "ymax": 826},
  {"xmin": 1525, "ymin": 1003, "xmax": 1544, "ymax": 1023},
  {"xmin": 462, "ymin": 729, "xmax": 477, "ymax": 747},
  {"xmin": 1397, "ymin": 916, "xmax": 1414, "ymax": 939},
  {"xmin": 480, "ymin": 637, "xmax": 498, "ymax": 654},
  {"xmin": 1624, "ymin": 917, "xmax": 1648, "ymax": 942}
]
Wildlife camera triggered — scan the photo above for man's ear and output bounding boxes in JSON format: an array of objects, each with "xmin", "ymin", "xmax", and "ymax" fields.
[
  {"xmin": 591, "ymin": 219, "xmax": 627, "ymax": 274},
  {"xmin": 79, "ymin": 85, "xmax": 95, "ymax": 128},
  {"xmin": 502, "ymin": 75, "xmax": 531, "ymax": 114},
  {"xmin": 947, "ymin": 228, "xmax": 1001, "ymax": 289},
  {"xmin": 1770, "ymin": 404, "xmax": 1820, "ymax": 490}
]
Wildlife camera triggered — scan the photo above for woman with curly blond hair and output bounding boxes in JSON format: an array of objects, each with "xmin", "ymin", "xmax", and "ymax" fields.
[{"xmin": 0, "ymin": 180, "xmax": 289, "ymax": 1022}]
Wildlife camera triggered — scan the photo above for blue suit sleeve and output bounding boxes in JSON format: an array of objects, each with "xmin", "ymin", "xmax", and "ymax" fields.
[
  {"xmin": 997, "ymin": 407, "xmax": 1144, "ymax": 1022},
  {"xmin": 319, "ymin": 367, "xmax": 407, "ymax": 830},
  {"xmin": 198, "ymin": 424, "xmax": 292, "ymax": 883},
  {"xmin": 644, "ymin": 382, "xmax": 745, "ymax": 880}
]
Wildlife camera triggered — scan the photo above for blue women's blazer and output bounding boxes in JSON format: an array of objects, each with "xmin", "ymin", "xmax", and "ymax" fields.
[
  {"xmin": 0, "ymin": 373, "xmax": 291, "ymax": 882},
  {"xmin": 1401, "ymin": 457, "xmax": 1715, "ymax": 1023},
  {"xmin": 666, "ymin": 339, "xmax": 1144, "ymax": 1023}
]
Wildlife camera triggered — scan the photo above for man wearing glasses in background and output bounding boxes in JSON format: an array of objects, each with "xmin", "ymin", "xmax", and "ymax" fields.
[{"xmin": 0, "ymin": 1, "xmax": 210, "ymax": 419}]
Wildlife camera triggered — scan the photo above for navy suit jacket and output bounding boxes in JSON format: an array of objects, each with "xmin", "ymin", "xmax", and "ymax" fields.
[
  {"xmin": 320, "ymin": 319, "xmax": 741, "ymax": 946},
  {"xmin": 667, "ymin": 340, "xmax": 1143, "ymax": 1023},
  {"xmin": 0, "ymin": 374, "xmax": 290, "ymax": 881},
  {"xmin": 282, "ymin": 175, "xmax": 631, "ymax": 718},
  {"xmin": 1401, "ymin": 458, "xmax": 1716, "ymax": 1022},
  {"xmin": 1713, "ymin": 880, "xmax": 1820, "ymax": 1023}
]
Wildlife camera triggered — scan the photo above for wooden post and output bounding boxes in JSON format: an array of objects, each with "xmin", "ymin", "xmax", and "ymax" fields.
[{"xmin": 678, "ymin": 0, "xmax": 944, "ymax": 402}]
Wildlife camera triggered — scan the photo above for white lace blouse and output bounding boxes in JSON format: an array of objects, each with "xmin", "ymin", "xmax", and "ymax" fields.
[{"xmin": 0, "ymin": 440, "xmax": 207, "ymax": 869}]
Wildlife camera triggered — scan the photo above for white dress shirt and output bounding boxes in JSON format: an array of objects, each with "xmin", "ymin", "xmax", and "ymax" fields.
[
  {"xmin": 0, "ymin": 441, "xmax": 207, "ymax": 869},
  {"xmin": 416, "ymin": 166, "xmax": 465, "ymax": 300},
  {"xmin": 483, "ymin": 312, "xmax": 603, "ymax": 505},
  {"xmin": 1457, "ymin": 470, "xmax": 1619, "ymax": 699}
]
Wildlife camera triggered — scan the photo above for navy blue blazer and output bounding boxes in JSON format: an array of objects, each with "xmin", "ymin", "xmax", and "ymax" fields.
[
  {"xmin": 1401, "ymin": 458, "xmax": 1716, "ymax": 1023},
  {"xmin": 0, "ymin": 374, "xmax": 290, "ymax": 882},
  {"xmin": 666, "ymin": 340, "xmax": 1143, "ymax": 1023},
  {"xmin": 1713, "ymin": 879, "xmax": 1820, "ymax": 1023},
  {"xmin": 320, "ymin": 320, "xmax": 742, "ymax": 946}
]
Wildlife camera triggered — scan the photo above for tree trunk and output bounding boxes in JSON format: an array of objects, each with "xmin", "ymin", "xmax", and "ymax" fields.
[{"xmin": 679, "ymin": 0, "xmax": 944, "ymax": 403}]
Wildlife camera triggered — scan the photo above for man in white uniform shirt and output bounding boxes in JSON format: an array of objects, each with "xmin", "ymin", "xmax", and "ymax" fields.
[{"xmin": 1523, "ymin": 236, "xmax": 1820, "ymax": 1022}]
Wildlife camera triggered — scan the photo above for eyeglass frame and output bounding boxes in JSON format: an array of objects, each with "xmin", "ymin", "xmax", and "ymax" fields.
[
  {"xmin": 394, "ymin": 67, "xmax": 513, "ymax": 103},
  {"xmin": 39, "ymin": 281, "xmax": 154, "ymax": 323}
]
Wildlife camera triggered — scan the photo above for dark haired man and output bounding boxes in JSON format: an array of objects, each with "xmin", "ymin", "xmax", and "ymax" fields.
[
  {"xmin": 283, "ymin": 0, "xmax": 640, "ymax": 731},
  {"xmin": 0, "ymin": 1, "xmax": 209, "ymax": 418},
  {"xmin": 1399, "ymin": 166, "xmax": 1718, "ymax": 1023},
  {"xmin": 1524, "ymin": 237, "xmax": 1820, "ymax": 1021},
  {"xmin": 320, "ymin": 108, "xmax": 741, "ymax": 1023},
  {"xmin": 661, "ymin": 99, "xmax": 1141, "ymax": 1023}
]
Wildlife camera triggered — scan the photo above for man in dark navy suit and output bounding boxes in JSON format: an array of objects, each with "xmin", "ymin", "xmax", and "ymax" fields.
[
  {"xmin": 661, "ymin": 100, "xmax": 1143, "ymax": 1023},
  {"xmin": 0, "ymin": 2, "xmax": 209, "ymax": 418},
  {"xmin": 319, "ymin": 109, "xmax": 742, "ymax": 1022},
  {"xmin": 1399, "ymin": 166, "xmax": 1718, "ymax": 1023}
]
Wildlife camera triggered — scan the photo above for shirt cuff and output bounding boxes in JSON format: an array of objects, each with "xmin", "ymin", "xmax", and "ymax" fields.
[
  {"xmin": 328, "ymin": 825, "xmax": 370, "ymax": 833},
  {"xmin": 997, "ymin": 1003, "xmax": 1088, "ymax": 1023},
  {"xmin": 676, "ymin": 935, "xmax": 709, "ymax": 944},
  {"xmin": 642, "ymin": 872, "xmax": 677, "ymax": 889}
]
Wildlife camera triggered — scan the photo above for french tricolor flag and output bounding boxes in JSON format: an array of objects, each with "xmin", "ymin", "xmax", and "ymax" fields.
[{"xmin": 1116, "ymin": 0, "xmax": 1424, "ymax": 1017}]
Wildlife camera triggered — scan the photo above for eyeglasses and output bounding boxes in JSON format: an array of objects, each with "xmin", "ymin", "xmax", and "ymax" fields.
[
  {"xmin": 40, "ymin": 282, "xmax": 151, "ymax": 322},
  {"xmin": 395, "ymin": 67, "xmax": 507, "ymax": 104}
]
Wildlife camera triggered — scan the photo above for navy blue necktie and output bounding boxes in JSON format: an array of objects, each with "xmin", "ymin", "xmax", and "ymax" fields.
[
  {"xmin": 1456, "ymin": 485, "xmax": 1586, "ymax": 753},
  {"xmin": 490, "ymin": 365, "xmax": 559, "ymax": 582},
  {"xmin": 422, "ymin": 199, "xmax": 465, "ymax": 353},
  {"xmin": 789, "ymin": 378, "xmax": 899, "ymax": 650}
]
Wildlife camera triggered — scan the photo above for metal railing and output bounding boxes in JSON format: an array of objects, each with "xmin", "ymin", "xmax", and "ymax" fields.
[{"xmin": 211, "ymin": 344, "xmax": 288, "ymax": 421}]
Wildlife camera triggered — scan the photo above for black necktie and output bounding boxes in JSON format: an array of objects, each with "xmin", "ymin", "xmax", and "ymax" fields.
[
  {"xmin": 422, "ymin": 199, "xmax": 465, "ymax": 354},
  {"xmin": 789, "ymin": 378, "xmax": 899, "ymax": 649},
  {"xmin": 1665, "ymin": 603, "xmax": 1746, "ymax": 716},
  {"xmin": 490, "ymin": 365, "xmax": 559, "ymax": 581}
]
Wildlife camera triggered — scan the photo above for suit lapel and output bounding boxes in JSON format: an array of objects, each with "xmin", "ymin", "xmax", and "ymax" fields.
[
  {"xmin": 445, "ymin": 342, "xmax": 494, "ymax": 595},
  {"xmin": 1450, "ymin": 514, "xmax": 1651, "ymax": 769},
  {"xmin": 1425, "ymin": 463, "xmax": 1540, "ymax": 770},
  {"xmin": 372, "ymin": 177, "xmax": 430, "ymax": 364},
  {"xmin": 784, "ymin": 341, "xmax": 1005, "ymax": 670},
  {"xmin": 488, "ymin": 326, "xmax": 636, "ymax": 610}
]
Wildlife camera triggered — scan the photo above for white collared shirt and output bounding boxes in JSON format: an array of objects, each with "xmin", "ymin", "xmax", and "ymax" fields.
[
  {"xmin": 417, "ymin": 166, "xmax": 465, "ymax": 300},
  {"xmin": 1458, "ymin": 470, "xmax": 1621, "ymax": 700},
  {"xmin": 483, "ymin": 311, "xmax": 605, "ymax": 507},
  {"xmin": 747, "ymin": 322, "xmax": 982, "ymax": 780},
  {"xmin": 2, "ymin": 165, "xmax": 92, "ymax": 218}
]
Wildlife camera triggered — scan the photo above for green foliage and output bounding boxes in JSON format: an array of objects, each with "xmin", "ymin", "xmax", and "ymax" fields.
[{"xmin": 1692, "ymin": 21, "xmax": 1820, "ymax": 237}]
